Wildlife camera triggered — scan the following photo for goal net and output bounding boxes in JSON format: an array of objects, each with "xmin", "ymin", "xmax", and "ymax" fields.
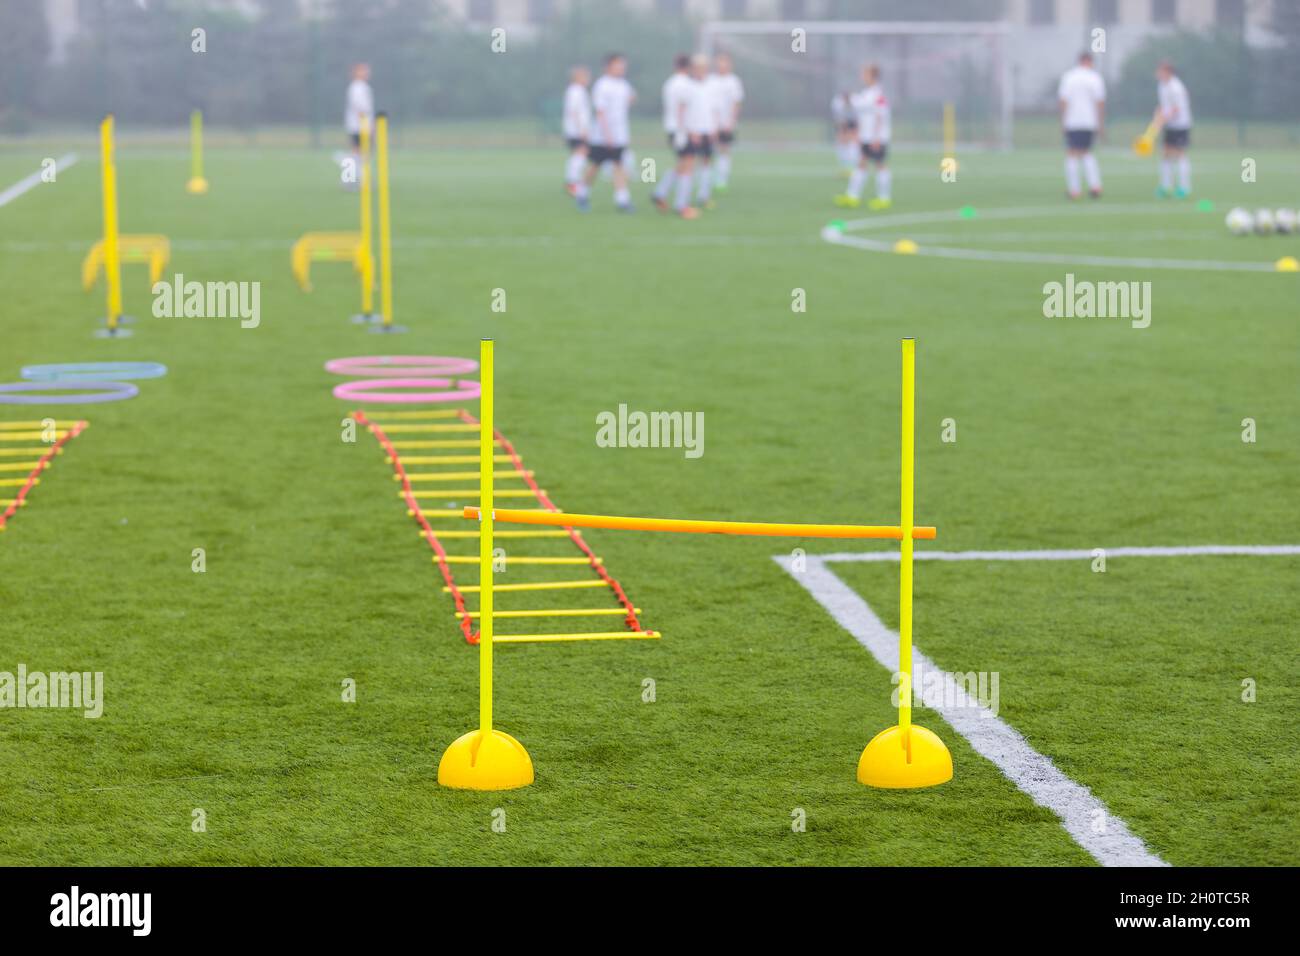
[{"xmin": 699, "ymin": 21, "xmax": 1013, "ymax": 150}]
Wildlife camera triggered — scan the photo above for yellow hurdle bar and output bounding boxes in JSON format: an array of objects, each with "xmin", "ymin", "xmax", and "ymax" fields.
[
  {"xmin": 390, "ymin": 454, "xmax": 514, "ymax": 465},
  {"xmin": 0, "ymin": 448, "xmax": 61, "ymax": 457},
  {"xmin": 494, "ymin": 631, "xmax": 660, "ymax": 644},
  {"xmin": 0, "ymin": 462, "xmax": 45, "ymax": 472},
  {"xmin": 463, "ymin": 507, "xmax": 936, "ymax": 540},
  {"xmin": 439, "ymin": 556, "xmax": 601, "ymax": 566},
  {"xmin": 426, "ymin": 530, "xmax": 571, "ymax": 539},
  {"xmin": 379, "ymin": 423, "xmax": 479, "ymax": 434},
  {"xmin": 448, "ymin": 579, "xmax": 608, "ymax": 594},
  {"xmin": 0, "ymin": 478, "xmax": 39, "ymax": 488},
  {"xmin": 457, "ymin": 608, "xmax": 642, "ymax": 619},
  {"xmin": 365, "ymin": 409, "xmax": 464, "ymax": 422},
  {"xmin": 390, "ymin": 439, "xmax": 502, "ymax": 449},
  {"xmin": 404, "ymin": 470, "xmax": 532, "ymax": 482},
  {"xmin": 404, "ymin": 488, "xmax": 539, "ymax": 499}
]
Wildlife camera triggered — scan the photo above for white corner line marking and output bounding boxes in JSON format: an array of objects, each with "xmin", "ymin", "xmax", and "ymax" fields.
[
  {"xmin": 0, "ymin": 153, "xmax": 78, "ymax": 209},
  {"xmin": 812, "ymin": 543, "xmax": 1300, "ymax": 563},
  {"xmin": 774, "ymin": 553, "xmax": 1170, "ymax": 867}
]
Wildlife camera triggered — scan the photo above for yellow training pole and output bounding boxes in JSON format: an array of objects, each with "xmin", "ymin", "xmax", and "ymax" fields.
[
  {"xmin": 437, "ymin": 338, "xmax": 534, "ymax": 791},
  {"xmin": 856, "ymin": 338, "xmax": 952, "ymax": 789},
  {"xmin": 375, "ymin": 113, "xmax": 394, "ymax": 329},
  {"xmin": 358, "ymin": 117, "xmax": 375, "ymax": 320},
  {"xmin": 99, "ymin": 115, "xmax": 123, "ymax": 333},
  {"xmin": 942, "ymin": 102, "xmax": 957, "ymax": 173},
  {"xmin": 186, "ymin": 109, "xmax": 209, "ymax": 194}
]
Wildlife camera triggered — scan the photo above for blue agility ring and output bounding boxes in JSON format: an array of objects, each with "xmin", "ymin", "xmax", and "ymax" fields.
[
  {"xmin": 21, "ymin": 361, "xmax": 168, "ymax": 382},
  {"xmin": 0, "ymin": 381, "xmax": 139, "ymax": 405}
]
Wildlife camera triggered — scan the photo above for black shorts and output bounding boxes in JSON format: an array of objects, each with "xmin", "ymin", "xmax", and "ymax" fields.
[
  {"xmin": 840, "ymin": 120, "xmax": 858, "ymax": 133},
  {"xmin": 860, "ymin": 142, "xmax": 888, "ymax": 163},
  {"xmin": 668, "ymin": 133, "xmax": 712, "ymax": 158},
  {"xmin": 1163, "ymin": 128, "xmax": 1190, "ymax": 149},
  {"xmin": 1064, "ymin": 129, "xmax": 1095, "ymax": 151},
  {"xmin": 717, "ymin": 130, "xmax": 735, "ymax": 145},
  {"xmin": 566, "ymin": 137, "xmax": 587, "ymax": 151},
  {"xmin": 349, "ymin": 132, "xmax": 361, "ymax": 148},
  {"xmin": 587, "ymin": 144, "xmax": 625, "ymax": 165}
]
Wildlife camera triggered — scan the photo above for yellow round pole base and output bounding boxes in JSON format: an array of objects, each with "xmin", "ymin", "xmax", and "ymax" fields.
[
  {"xmin": 437, "ymin": 729, "xmax": 534, "ymax": 791},
  {"xmin": 893, "ymin": 238, "xmax": 918, "ymax": 255},
  {"xmin": 857, "ymin": 725, "xmax": 953, "ymax": 789},
  {"xmin": 186, "ymin": 177, "xmax": 209, "ymax": 194}
]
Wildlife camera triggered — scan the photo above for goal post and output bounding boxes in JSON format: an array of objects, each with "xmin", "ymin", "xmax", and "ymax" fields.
[{"xmin": 698, "ymin": 20, "xmax": 1014, "ymax": 151}]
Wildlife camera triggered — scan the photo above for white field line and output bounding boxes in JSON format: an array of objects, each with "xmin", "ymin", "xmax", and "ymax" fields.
[
  {"xmin": 0, "ymin": 153, "xmax": 78, "ymax": 208},
  {"xmin": 775, "ymin": 552, "xmax": 1170, "ymax": 867},
  {"xmin": 813, "ymin": 543, "xmax": 1300, "ymax": 563}
]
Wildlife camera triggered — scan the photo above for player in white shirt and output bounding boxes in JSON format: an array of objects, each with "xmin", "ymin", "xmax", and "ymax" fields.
[
  {"xmin": 651, "ymin": 55, "xmax": 700, "ymax": 219},
  {"xmin": 562, "ymin": 66, "xmax": 592, "ymax": 196},
  {"xmin": 1058, "ymin": 52, "xmax": 1106, "ymax": 199},
  {"xmin": 836, "ymin": 64, "xmax": 891, "ymax": 210},
  {"xmin": 1152, "ymin": 60, "xmax": 1193, "ymax": 198},
  {"xmin": 708, "ymin": 53, "xmax": 744, "ymax": 191},
  {"xmin": 685, "ymin": 54, "xmax": 719, "ymax": 208},
  {"xmin": 343, "ymin": 62, "xmax": 374, "ymax": 185},
  {"xmin": 831, "ymin": 91, "xmax": 858, "ymax": 171},
  {"xmin": 576, "ymin": 53, "xmax": 636, "ymax": 213}
]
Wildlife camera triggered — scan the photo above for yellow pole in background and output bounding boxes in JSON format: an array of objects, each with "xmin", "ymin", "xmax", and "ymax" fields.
[
  {"xmin": 942, "ymin": 102, "xmax": 957, "ymax": 174},
  {"xmin": 358, "ymin": 117, "xmax": 375, "ymax": 320},
  {"xmin": 375, "ymin": 113, "xmax": 394, "ymax": 329},
  {"xmin": 898, "ymin": 337, "xmax": 915, "ymax": 759},
  {"xmin": 478, "ymin": 337, "xmax": 495, "ymax": 735},
  {"xmin": 99, "ymin": 115, "xmax": 122, "ymax": 333},
  {"xmin": 186, "ymin": 109, "xmax": 209, "ymax": 194}
]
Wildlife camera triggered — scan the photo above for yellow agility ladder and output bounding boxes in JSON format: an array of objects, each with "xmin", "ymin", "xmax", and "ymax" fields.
[{"xmin": 0, "ymin": 420, "xmax": 88, "ymax": 532}]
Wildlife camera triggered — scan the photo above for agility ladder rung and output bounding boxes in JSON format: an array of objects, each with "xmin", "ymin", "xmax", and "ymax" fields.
[
  {"xmin": 0, "ymin": 420, "xmax": 87, "ymax": 533},
  {"xmin": 356, "ymin": 407, "xmax": 652, "ymax": 644}
]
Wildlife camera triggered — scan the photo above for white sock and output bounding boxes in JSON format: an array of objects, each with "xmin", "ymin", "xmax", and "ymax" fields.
[
  {"xmin": 1064, "ymin": 156, "xmax": 1081, "ymax": 195},
  {"xmin": 1159, "ymin": 159, "xmax": 1173, "ymax": 191},
  {"xmin": 575, "ymin": 181, "xmax": 589, "ymax": 200},
  {"xmin": 696, "ymin": 166, "xmax": 712, "ymax": 201},
  {"xmin": 875, "ymin": 168, "xmax": 891, "ymax": 201},
  {"xmin": 673, "ymin": 171, "xmax": 693, "ymax": 211},
  {"xmin": 653, "ymin": 168, "xmax": 676, "ymax": 201},
  {"xmin": 1177, "ymin": 155, "xmax": 1191, "ymax": 192},
  {"xmin": 717, "ymin": 154, "xmax": 731, "ymax": 185},
  {"xmin": 847, "ymin": 167, "xmax": 866, "ymax": 199},
  {"xmin": 565, "ymin": 152, "xmax": 585, "ymax": 184},
  {"xmin": 843, "ymin": 143, "xmax": 858, "ymax": 167},
  {"xmin": 1082, "ymin": 153, "xmax": 1101, "ymax": 191},
  {"xmin": 614, "ymin": 187, "xmax": 630, "ymax": 206}
]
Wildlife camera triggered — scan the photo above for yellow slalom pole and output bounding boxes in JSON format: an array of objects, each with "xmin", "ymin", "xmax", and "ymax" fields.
[
  {"xmin": 358, "ymin": 117, "xmax": 374, "ymax": 319},
  {"xmin": 186, "ymin": 109, "xmax": 209, "ymax": 194},
  {"xmin": 375, "ymin": 113, "xmax": 394, "ymax": 328},
  {"xmin": 899, "ymin": 336, "xmax": 915, "ymax": 757},
  {"xmin": 100, "ymin": 115, "xmax": 123, "ymax": 333},
  {"xmin": 942, "ymin": 102, "xmax": 956, "ymax": 172}
]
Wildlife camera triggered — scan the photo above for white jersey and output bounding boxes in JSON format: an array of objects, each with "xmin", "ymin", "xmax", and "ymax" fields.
[
  {"xmin": 684, "ymin": 77, "xmax": 717, "ymax": 136},
  {"xmin": 661, "ymin": 72, "xmax": 693, "ymax": 133},
  {"xmin": 708, "ymin": 72, "xmax": 744, "ymax": 130},
  {"xmin": 831, "ymin": 94, "xmax": 853, "ymax": 124},
  {"xmin": 852, "ymin": 84, "xmax": 891, "ymax": 143},
  {"xmin": 589, "ymin": 74, "xmax": 634, "ymax": 147},
  {"xmin": 1058, "ymin": 65, "xmax": 1106, "ymax": 131},
  {"xmin": 344, "ymin": 79, "xmax": 373, "ymax": 135},
  {"xmin": 1157, "ymin": 75, "xmax": 1192, "ymax": 130},
  {"xmin": 562, "ymin": 82, "xmax": 592, "ymax": 139}
]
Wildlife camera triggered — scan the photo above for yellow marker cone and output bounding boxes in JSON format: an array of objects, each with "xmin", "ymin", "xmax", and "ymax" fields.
[
  {"xmin": 186, "ymin": 110, "xmax": 209, "ymax": 194},
  {"xmin": 893, "ymin": 238, "xmax": 918, "ymax": 254},
  {"xmin": 857, "ymin": 338, "xmax": 952, "ymax": 789},
  {"xmin": 1275, "ymin": 256, "xmax": 1299, "ymax": 272},
  {"xmin": 437, "ymin": 338, "xmax": 534, "ymax": 792}
]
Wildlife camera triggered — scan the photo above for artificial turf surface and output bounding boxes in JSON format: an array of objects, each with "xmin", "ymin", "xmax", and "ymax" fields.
[{"xmin": 0, "ymin": 136, "xmax": 1296, "ymax": 865}]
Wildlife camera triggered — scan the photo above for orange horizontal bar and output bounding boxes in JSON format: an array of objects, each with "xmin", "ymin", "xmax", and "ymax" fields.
[{"xmin": 464, "ymin": 507, "xmax": 936, "ymax": 540}]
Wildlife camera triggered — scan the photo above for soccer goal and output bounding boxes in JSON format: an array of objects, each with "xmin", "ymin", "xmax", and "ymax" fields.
[{"xmin": 698, "ymin": 20, "xmax": 1014, "ymax": 151}]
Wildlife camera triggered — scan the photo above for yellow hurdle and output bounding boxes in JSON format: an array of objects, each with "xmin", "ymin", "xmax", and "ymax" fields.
[
  {"xmin": 495, "ymin": 631, "xmax": 660, "ymax": 644},
  {"xmin": 446, "ymin": 579, "xmax": 608, "ymax": 594},
  {"xmin": 439, "ymin": 555, "xmax": 600, "ymax": 566},
  {"xmin": 456, "ymin": 608, "xmax": 641, "ymax": 619}
]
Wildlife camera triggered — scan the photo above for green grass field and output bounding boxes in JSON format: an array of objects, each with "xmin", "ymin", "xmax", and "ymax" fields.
[{"xmin": 0, "ymin": 136, "xmax": 1296, "ymax": 865}]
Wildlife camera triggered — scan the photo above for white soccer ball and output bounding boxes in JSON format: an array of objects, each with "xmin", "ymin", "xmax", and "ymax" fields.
[
  {"xmin": 1225, "ymin": 207, "xmax": 1253, "ymax": 235},
  {"xmin": 1273, "ymin": 208, "xmax": 1297, "ymax": 234},
  {"xmin": 1255, "ymin": 209, "xmax": 1276, "ymax": 235}
]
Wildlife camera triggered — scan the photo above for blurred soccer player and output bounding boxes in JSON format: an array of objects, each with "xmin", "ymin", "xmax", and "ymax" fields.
[
  {"xmin": 343, "ymin": 62, "xmax": 373, "ymax": 188},
  {"xmin": 651, "ymin": 55, "xmax": 699, "ymax": 219},
  {"xmin": 1058, "ymin": 52, "xmax": 1106, "ymax": 199},
  {"xmin": 562, "ymin": 66, "xmax": 592, "ymax": 196},
  {"xmin": 831, "ymin": 91, "xmax": 858, "ymax": 171},
  {"xmin": 686, "ymin": 54, "xmax": 717, "ymax": 209},
  {"xmin": 709, "ymin": 53, "xmax": 744, "ymax": 191},
  {"xmin": 1152, "ymin": 60, "xmax": 1192, "ymax": 198},
  {"xmin": 836, "ymin": 64, "xmax": 891, "ymax": 210},
  {"xmin": 578, "ymin": 53, "xmax": 636, "ymax": 213}
]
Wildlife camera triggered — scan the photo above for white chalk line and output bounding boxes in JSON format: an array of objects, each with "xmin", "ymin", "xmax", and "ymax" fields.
[
  {"xmin": 776, "ymin": 552, "xmax": 1170, "ymax": 867},
  {"xmin": 813, "ymin": 543, "xmax": 1300, "ymax": 563},
  {"xmin": 0, "ymin": 153, "xmax": 78, "ymax": 209}
]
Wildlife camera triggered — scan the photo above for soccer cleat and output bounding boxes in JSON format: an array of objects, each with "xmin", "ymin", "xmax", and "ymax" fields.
[
  {"xmin": 1066, "ymin": 191, "xmax": 1081, "ymax": 200},
  {"xmin": 1155, "ymin": 187, "xmax": 1171, "ymax": 198},
  {"xmin": 678, "ymin": 206, "xmax": 700, "ymax": 220},
  {"xmin": 834, "ymin": 194, "xmax": 861, "ymax": 208},
  {"xmin": 575, "ymin": 195, "xmax": 590, "ymax": 212},
  {"xmin": 1174, "ymin": 187, "xmax": 1190, "ymax": 199},
  {"xmin": 1089, "ymin": 188, "xmax": 1102, "ymax": 199},
  {"xmin": 868, "ymin": 197, "xmax": 892, "ymax": 210},
  {"xmin": 651, "ymin": 195, "xmax": 669, "ymax": 213}
]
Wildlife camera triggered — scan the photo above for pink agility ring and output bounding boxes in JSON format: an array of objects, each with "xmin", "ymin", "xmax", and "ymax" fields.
[
  {"xmin": 325, "ymin": 356, "xmax": 479, "ymax": 377},
  {"xmin": 332, "ymin": 377, "xmax": 482, "ymax": 404}
]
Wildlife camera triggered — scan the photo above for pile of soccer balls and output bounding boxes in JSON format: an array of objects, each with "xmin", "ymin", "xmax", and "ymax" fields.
[{"xmin": 1226, "ymin": 207, "xmax": 1297, "ymax": 236}]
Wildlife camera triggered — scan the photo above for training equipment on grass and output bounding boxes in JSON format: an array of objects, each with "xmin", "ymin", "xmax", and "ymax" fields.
[
  {"xmin": 82, "ymin": 115, "xmax": 170, "ymax": 338},
  {"xmin": 21, "ymin": 362, "xmax": 167, "ymax": 382},
  {"xmin": 0, "ymin": 420, "xmax": 88, "ymax": 533},
  {"xmin": 291, "ymin": 118, "xmax": 374, "ymax": 311},
  {"xmin": 0, "ymin": 382, "xmax": 138, "ymax": 405},
  {"xmin": 186, "ymin": 110, "xmax": 209, "ymax": 194},
  {"xmin": 1225, "ymin": 207, "xmax": 1252, "ymax": 236},
  {"xmin": 1133, "ymin": 118, "xmax": 1158, "ymax": 157},
  {"xmin": 332, "ymin": 377, "xmax": 481, "ymax": 404},
  {"xmin": 326, "ymin": 356, "xmax": 478, "ymax": 377},
  {"xmin": 941, "ymin": 101, "xmax": 958, "ymax": 173},
  {"xmin": 370, "ymin": 114, "xmax": 404, "ymax": 334},
  {"xmin": 461, "ymin": 338, "xmax": 951, "ymax": 790}
]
